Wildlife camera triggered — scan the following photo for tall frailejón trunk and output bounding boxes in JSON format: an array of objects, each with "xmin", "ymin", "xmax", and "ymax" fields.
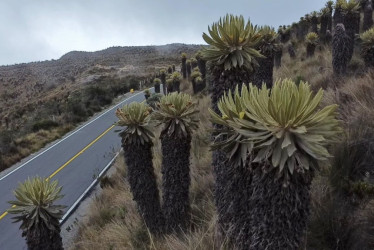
[
  {"xmin": 334, "ymin": 7, "xmax": 343, "ymax": 27},
  {"xmin": 328, "ymin": 9, "xmax": 333, "ymax": 32},
  {"xmin": 186, "ymin": 61, "xmax": 191, "ymax": 80},
  {"xmin": 288, "ymin": 44, "xmax": 296, "ymax": 59},
  {"xmin": 274, "ymin": 48, "xmax": 283, "ymax": 68},
  {"xmin": 343, "ymin": 11, "xmax": 360, "ymax": 60},
  {"xmin": 251, "ymin": 53, "xmax": 275, "ymax": 88},
  {"xmin": 173, "ymin": 80, "xmax": 180, "ymax": 93},
  {"xmin": 210, "ymin": 64, "xmax": 252, "ymax": 237},
  {"xmin": 161, "ymin": 73, "xmax": 167, "ymax": 94},
  {"xmin": 245, "ymin": 168, "xmax": 313, "ymax": 250},
  {"xmin": 363, "ymin": 3, "xmax": 373, "ymax": 32},
  {"xmin": 122, "ymin": 141, "xmax": 164, "ymax": 234},
  {"xmin": 161, "ymin": 132, "xmax": 191, "ymax": 233},
  {"xmin": 197, "ymin": 56, "xmax": 206, "ymax": 80},
  {"xmin": 155, "ymin": 83, "xmax": 160, "ymax": 93},
  {"xmin": 167, "ymin": 81, "xmax": 173, "ymax": 93},
  {"xmin": 320, "ymin": 15, "xmax": 329, "ymax": 42},
  {"xmin": 182, "ymin": 57, "xmax": 187, "ymax": 79},
  {"xmin": 306, "ymin": 44, "xmax": 316, "ymax": 57},
  {"xmin": 227, "ymin": 164, "xmax": 253, "ymax": 248},
  {"xmin": 311, "ymin": 15, "xmax": 318, "ymax": 33},
  {"xmin": 332, "ymin": 24, "xmax": 351, "ymax": 75},
  {"xmin": 26, "ymin": 223, "xmax": 63, "ymax": 250}
]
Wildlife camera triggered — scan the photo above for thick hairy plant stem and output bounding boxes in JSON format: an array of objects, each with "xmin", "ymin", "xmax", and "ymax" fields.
[
  {"xmin": 320, "ymin": 15, "xmax": 329, "ymax": 42},
  {"xmin": 363, "ymin": 3, "xmax": 373, "ymax": 32},
  {"xmin": 288, "ymin": 44, "xmax": 296, "ymax": 59},
  {"xmin": 161, "ymin": 73, "xmax": 167, "ymax": 94},
  {"xmin": 122, "ymin": 142, "xmax": 164, "ymax": 234},
  {"xmin": 251, "ymin": 55, "xmax": 274, "ymax": 88},
  {"xmin": 154, "ymin": 84, "xmax": 160, "ymax": 93},
  {"xmin": 343, "ymin": 12, "xmax": 359, "ymax": 60},
  {"xmin": 225, "ymin": 164, "xmax": 253, "ymax": 248},
  {"xmin": 209, "ymin": 64, "xmax": 251, "ymax": 113},
  {"xmin": 332, "ymin": 24, "xmax": 351, "ymax": 75},
  {"xmin": 244, "ymin": 168, "xmax": 312, "ymax": 250},
  {"xmin": 311, "ymin": 15, "xmax": 318, "ymax": 33},
  {"xmin": 161, "ymin": 132, "xmax": 191, "ymax": 233},
  {"xmin": 209, "ymin": 63, "xmax": 252, "ymax": 239},
  {"xmin": 26, "ymin": 223, "xmax": 63, "ymax": 250},
  {"xmin": 197, "ymin": 57, "xmax": 207, "ymax": 79},
  {"xmin": 212, "ymin": 150, "xmax": 230, "ymax": 232},
  {"xmin": 306, "ymin": 44, "xmax": 316, "ymax": 58},
  {"xmin": 274, "ymin": 49, "xmax": 282, "ymax": 68},
  {"xmin": 334, "ymin": 7, "xmax": 343, "ymax": 27},
  {"xmin": 182, "ymin": 57, "xmax": 187, "ymax": 79}
]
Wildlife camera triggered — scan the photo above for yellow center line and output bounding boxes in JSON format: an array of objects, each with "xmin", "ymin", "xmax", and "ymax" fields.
[{"xmin": 0, "ymin": 124, "xmax": 115, "ymax": 221}]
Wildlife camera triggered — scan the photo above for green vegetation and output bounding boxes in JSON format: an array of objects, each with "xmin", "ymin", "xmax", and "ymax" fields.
[
  {"xmin": 202, "ymin": 14, "xmax": 265, "ymax": 245},
  {"xmin": 181, "ymin": 53, "xmax": 187, "ymax": 79},
  {"xmin": 195, "ymin": 52, "xmax": 206, "ymax": 80},
  {"xmin": 153, "ymin": 93, "xmax": 198, "ymax": 232},
  {"xmin": 202, "ymin": 14, "xmax": 263, "ymax": 71},
  {"xmin": 320, "ymin": 7, "xmax": 330, "ymax": 41},
  {"xmin": 211, "ymin": 80, "xmax": 341, "ymax": 177},
  {"xmin": 146, "ymin": 93, "xmax": 163, "ymax": 109},
  {"xmin": 160, "ymin": 69, "xmax": 167, "ymax": 94},
  {"xmin": 342, "ymin": 0, "xmax": 360, "ymax": 60},
  {"xmin": 144, "ymin": 88, "xmax": 151, "ymax": 99},
  {"xmin": 334, "ymin": 0, "xmax": 346, "ymax": 26},
  {"xmin": 325, "ymin": 1, "xmax": 334, "ymax": 31},
  {"xmin": 210, "ymin": 79, "xmax": 340, "ymax": 248},
  {"xmin": 305, "ymin": 32, "xmax": 319, "ymax": 57},
  {"xmin": 31, "ymin": 119, "xmax": 59, "ymax": 132},
  {"xmin": 169, "ymin": 71, "xmax": 182, "ymax": 93},
  {"xmin": 115, "ymin": 102, "xmax": 163, "ymax": 234},
  {"xmin": 190, "ymin": 57, "xmax": 197, "ymax": 68},
  {"xmin": 73, "ymin": 43, "xmax": 374, "ymax": 248},
  {"xmin": 252, "ymin": 26, "xmax": 280, "ymax": 87},
  {"xmin": 190, "ymin": 68, "xmax": 203, "ymax": 94},
  {"xmin": 333, "ymin": 24, "xmax": 351, "ymax": 75},
  {"xmin": 363, "ymin": 1, "xmax": 373, "ymax": 32},
  {"xmin": 153, "ymin": 78, "xmax": 161, "ymax": 93},
  {"xmin": 8, "ymin": 177, "xmax": 65, "ymax": 250},
  {"xmin": 186, "ymin": 59, "xmax": 191, "ymax": 79},
  {"xmin": 310, "ymin": 11, "xmax": 319, "ymax": 33},
  {"xmin": 360, "ymin": 27, "xmax": 374, "ymax": 67},
  {"xmin": 274, "ymin": 43, "xmax": 283, "ymax": 68},
  {"xmin": 166, "ymin": 78, "xmax": 173, "ymax": 93}
]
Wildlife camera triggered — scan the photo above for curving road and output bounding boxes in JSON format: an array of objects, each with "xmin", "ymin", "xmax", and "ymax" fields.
[{"xmin": 0, "ymin": 89, "xmax": 154, "ymax": 250}]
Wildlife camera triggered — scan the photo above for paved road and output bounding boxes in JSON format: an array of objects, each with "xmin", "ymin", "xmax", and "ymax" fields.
[{"xmin": 0, "ymin": 89, "xmax": 153, "ymax": 250}]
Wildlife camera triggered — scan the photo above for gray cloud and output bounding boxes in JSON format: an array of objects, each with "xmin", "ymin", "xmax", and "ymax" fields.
[{"xmin": 0, "ymin": 0, "xmax": 326, "ymax": 65}]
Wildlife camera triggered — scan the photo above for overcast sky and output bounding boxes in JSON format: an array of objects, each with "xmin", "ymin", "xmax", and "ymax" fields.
[{"xmin": 0, "ymin": 0, "xmax": 327, "ymax": 66}]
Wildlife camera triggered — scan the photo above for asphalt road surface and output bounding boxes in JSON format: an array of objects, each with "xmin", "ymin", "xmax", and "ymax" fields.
[{"xmin": 0, "ymin": 89, "xmax": 153, "ymax": 250}]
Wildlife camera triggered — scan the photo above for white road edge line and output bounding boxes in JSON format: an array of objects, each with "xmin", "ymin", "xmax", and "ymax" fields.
[
  {"xmin": 59, "ymin": 150, "xmax": 121, "ymax": 225},
  {"xmin": 0, "ymin": 89, "xmax": 151, "ymax": 182}
]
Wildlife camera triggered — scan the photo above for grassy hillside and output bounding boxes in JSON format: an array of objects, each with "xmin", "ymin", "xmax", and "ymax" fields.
[{"xmin": 69, "ymin": 39, "xmax": 374, "ymax": 249}]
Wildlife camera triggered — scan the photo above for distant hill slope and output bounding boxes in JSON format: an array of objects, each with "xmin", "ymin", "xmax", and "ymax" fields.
[
  {"xmin": 0, "ymin": 43, "xmax": 202, "ymax": 124},
  {"xmin": 0, "ymin": 43, "xmax": 202, "ymax": 87}
]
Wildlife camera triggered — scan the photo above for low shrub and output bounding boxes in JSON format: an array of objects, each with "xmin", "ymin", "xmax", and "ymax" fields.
[{"xmin": 32, "ymin": 120, "xmax": 59, "ymax": 132}]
